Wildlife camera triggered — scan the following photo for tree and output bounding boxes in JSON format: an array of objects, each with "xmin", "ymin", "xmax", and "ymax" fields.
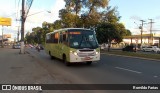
[
  {"xmin": 101, "ymin": 6, "xmax": 120, "ymax": 23},
  {"xmin": 25, "ymin": 32, "xmax": 34, "ymax": 44},
  {"xmin": 59, "ymin": 9, "xmax": 77, "ymax": 28},
  {"xmin": 96, "ymin": 23, "xmax": 116, "ymax": 44},
  {"xmin": 25, "ymin": 0, "xmax": 131, "ymax": 46},
  {"xmin": 53, "ymin": 20, "xmax": 62, "ymax": 29},
  {"xmin": 125, "ymin": 29, "xmax": 132, "ymax": 36},
  {"xmin": 64, "ymin": 0, "xmax": 83, "ymax": 14},
  {"xmin": 95, "ymin": 5, "xmax": 131, "ymax": 45},
  {"xmin": 32, "ymin": 27, "xmax": 42, "ymax": 44},
  {"xmin": 64, "ymin": 0, "xmax": 109, "ymax": 28}
]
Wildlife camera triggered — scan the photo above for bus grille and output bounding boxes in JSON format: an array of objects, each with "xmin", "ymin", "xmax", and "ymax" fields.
[
  {"xmin": 79, "ymin": 49, "xmax": 94, "ymax": 52},
  {"xmin": 78, "ymin": 52, "xmax": 95, "ymax": 57}
]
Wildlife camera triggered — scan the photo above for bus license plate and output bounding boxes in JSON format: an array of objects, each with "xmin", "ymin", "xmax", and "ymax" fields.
[{"xmin": 82, "ymin": 57, "xmax": 92, "ymax": 61}]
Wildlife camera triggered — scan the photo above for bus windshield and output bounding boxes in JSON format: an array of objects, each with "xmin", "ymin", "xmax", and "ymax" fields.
[{"xmin": 69, "ymin": 29, "xmax": 99, "ymax": 49}]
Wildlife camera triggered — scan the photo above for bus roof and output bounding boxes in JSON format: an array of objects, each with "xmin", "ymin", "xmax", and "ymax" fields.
[{"xmin": 46, "ymin": 28, "xmax": 93, "ymax": 35}]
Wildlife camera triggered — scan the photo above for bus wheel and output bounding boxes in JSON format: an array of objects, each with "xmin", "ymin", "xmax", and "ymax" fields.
[
  {"xmin": 49, "ymin": 52, "xmax": 54, "ymax": 60},
  {"xmin": 63, "ymin": 55, "xmax": 70, "ymax": 66},
  {"xmin": 86, "ymin": 61, "xmax": 92, "ymax": 65}
]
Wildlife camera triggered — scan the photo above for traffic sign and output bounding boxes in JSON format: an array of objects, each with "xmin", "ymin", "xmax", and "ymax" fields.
[{"xmin": 0, "ymin": 17, "xmax": 11, "ymax": 26}]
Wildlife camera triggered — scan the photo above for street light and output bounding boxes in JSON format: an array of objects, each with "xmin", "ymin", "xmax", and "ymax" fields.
[
  {"xmin": 20, "ymin": 8, "xmax": 51, "ymax": 54},
  {"xmin": 26, "ymin": 10, "xmax": 51, "ymax": 17}
]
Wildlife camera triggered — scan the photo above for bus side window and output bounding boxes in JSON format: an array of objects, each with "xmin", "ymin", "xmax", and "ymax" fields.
[
  {"xmin": 63, "ymin": 32, "xmax": 66, "ymax": 41},
  {"xmin": 63, "ymin": 31, "xmax": 68, "ymax": 45},
  {"xmin": 50, "ymin": 34, "xmax": 54, "ymax": 43},
  {"xmin": 59, "ymin": 32, "xmax": 63, "ymax": 43},
  {"xmin": 54, "ymin": 32, "xmax": 59, "ymax": 43}
]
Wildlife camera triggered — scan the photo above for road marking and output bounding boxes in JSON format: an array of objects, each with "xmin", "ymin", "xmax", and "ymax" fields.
[
  {"xmin": 154, "ymin": 76, "xmax": 158, "ymax": 78},
  {"xmin": 115, "ymin": 67, "xmax": 142, "ymax": 74}
]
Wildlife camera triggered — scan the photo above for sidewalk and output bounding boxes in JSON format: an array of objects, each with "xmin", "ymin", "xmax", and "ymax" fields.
[{"xmin": 0, "ymin": 47, "xmax": 64, "ymax": 93}]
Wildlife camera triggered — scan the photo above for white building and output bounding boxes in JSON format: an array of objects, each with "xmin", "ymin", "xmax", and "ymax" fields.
[
  {"xmin": 123, "ymin": 34, "xmax": 160, "ymax": 47},
  {"xmin": 0, "ymin": 34, "xmax": 15, "ymax": 45}
]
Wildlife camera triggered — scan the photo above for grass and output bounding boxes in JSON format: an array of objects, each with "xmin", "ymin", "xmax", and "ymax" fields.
[{"xmin": 101, "ymin": 50, "xmax": 160, "ymax": 60}]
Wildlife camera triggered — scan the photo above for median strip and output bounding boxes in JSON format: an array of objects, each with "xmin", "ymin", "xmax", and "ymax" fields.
[{"xmin": 103, "ymin": 50, "xmax": 160, "ymax": 61}]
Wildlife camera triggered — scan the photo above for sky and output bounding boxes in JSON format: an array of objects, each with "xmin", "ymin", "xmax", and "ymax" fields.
[
  {"xmin": 109, "ymin": 0, "xmax": 160, "ymax": 34},
  {"xmin": 0, "ymin": 0, "xmax": 160, "ymax": 39},
  {"xmin": 0, "ymin": 0, "xmax": 65, "ymax": 39}
]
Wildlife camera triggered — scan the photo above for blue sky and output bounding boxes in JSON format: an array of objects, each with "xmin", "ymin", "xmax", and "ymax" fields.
[
  {"xmin": 109, "ymin": 0, "xmax": 160, "ymax": 34},
  {"xmin": 0, "ymin": 0, "xmax": 160, "ymax": 39}
]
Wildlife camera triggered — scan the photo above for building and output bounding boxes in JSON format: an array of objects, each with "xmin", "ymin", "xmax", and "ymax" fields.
[
  {"xmin": 123, "ymin": 33, "xmax": 160, "ymax": 47},
  {"xmin": 0, "ymin": 34, "xmax": 14, "ymax": 45}
]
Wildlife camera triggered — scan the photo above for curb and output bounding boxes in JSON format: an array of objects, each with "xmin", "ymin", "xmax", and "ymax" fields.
[{"xmin": 106, "ymin": 53, "xmax": 160, "ymax": 62}]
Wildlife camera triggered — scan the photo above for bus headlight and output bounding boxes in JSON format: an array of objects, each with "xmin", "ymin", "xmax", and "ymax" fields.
[
  {"xmin": 96, "ymin": 52, "xmax": 99, "ymax": 55},
  {"xmin": 70, "ymin": 51, "xmax": 77, "ymax": 56},
  {"xmin": 74, "ymin": 52, "xmax": 78, "ymax": 56}
]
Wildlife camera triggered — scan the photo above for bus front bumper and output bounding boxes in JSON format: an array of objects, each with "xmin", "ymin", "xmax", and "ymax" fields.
[{"xmin": 69, "ymin": 53, "xmax": 100, "ymax": 62}]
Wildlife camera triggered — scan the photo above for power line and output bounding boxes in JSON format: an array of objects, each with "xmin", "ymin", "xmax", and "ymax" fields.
[
  {"xmin": 15, "ymin": 0, "xmax": 21, "ymax": 25},
  {"xmin": 16, "ymin": 0, "xmax": 21, "ymax": 20},
  {"xmin": 25, "ymin": 0, "xmax": 33, "ymax": 18}
]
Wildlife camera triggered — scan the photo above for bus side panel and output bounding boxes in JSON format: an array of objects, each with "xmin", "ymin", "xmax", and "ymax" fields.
[
  {"xmin": 51, "ymin": 43, "xmax": 58, "ymax": 58},
  {"xmin": 62, "ymin": 45, "xmax": 70, "ymax": 62},
  {"xmin": 45, "ymin": 43, "xmax": 57, "ymax": 58}
]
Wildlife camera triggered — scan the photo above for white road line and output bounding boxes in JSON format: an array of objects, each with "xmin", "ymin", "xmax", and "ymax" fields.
[
  {"xmin": 154, "ymin": 76, "xmax": 158, "ymax": 78},
  {"xmin": 115, "ymin": 67, "xmax": 142, "ymax": 74}
]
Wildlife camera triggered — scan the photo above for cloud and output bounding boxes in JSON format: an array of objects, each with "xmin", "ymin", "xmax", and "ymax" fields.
[
  {"xmin": 25, "ymin": 0, "xmax": 65, "ymax": 31},
  {"xmin": 0, "ymin": 0, "xmax": 65, "ymax": 39},
  {"xmin": 51, "ymin": 0, "xmax": 65, "ymax": 22}
]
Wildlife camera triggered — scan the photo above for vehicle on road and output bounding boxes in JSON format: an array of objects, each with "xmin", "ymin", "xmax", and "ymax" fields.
[
  {"xmin": 12, "ymin": 43, "xmax": 21, "ymax": 49},
  {"xmin": 29, "ymin": 44, "xmax": 34, "ymax": 48},
  {"xmin": 142, "ymin": 46, "xmax": 160, "ymax": 53},
  {"xmin": 122, "ymin": 45, "xmax": 137, "ymax": 52},
  {"xmin": 35, "ymin": 44, "xmax": 44, "ymax": 52},
  {"xmin": 45, "ymin": 28, "xmax": 100, "ymax": 66}
]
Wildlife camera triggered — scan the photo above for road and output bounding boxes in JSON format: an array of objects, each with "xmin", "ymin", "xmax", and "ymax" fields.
[
  {"xmin": 28, "ymin": 48, "xmax": 160, "ymax": 84},
  {"xmin": 0, "ymin": 46, "xmax": 160, "ymax": 93},
  {"xmin": 27, "ymin": 47, "xmax": 160, "ymax": 93}
]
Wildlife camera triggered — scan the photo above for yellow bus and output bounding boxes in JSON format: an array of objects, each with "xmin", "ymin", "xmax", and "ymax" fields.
[{"xmin": 45, "ymin": 28, "xmax": 100, "ymax": 66}]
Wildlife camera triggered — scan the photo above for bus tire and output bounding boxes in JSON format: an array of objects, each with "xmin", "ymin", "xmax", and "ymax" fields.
[
  {"xmin": 86, "ymin": 61, "xmax": 92, "ymax": 65},
  {"xmin": 49, "ymin": 51, "xmax": 54, "ymax": 60},
  {"xmin": 63, "ymin": 55, "xmax": 70, "ymax": 66}
]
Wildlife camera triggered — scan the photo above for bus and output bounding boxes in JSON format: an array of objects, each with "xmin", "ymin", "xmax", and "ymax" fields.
[{"xmin": 45, "ymin": 28, "xmax": 100, "ymax": 66}]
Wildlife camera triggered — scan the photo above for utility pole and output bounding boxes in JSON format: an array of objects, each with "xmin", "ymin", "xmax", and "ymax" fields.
[
  {"xmin": 20, "ymin": 0, "xmax": 25, "ymax": 54},
  {"xmin": 16, "ymin": 26, "xmax": 20, "ymax": 42},
  {"xmin": 140, "ymin": 20, "xmax": 145, "ymax": 46},
  {"xmin": 148, "ymin": 19, "xmax": 155, "ymax": 45}
]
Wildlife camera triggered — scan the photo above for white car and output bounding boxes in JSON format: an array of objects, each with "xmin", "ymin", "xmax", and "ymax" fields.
[
  {"xmin": 12, "ymin": 44, "xmax": 21, "ymax": 49},
  {"xmin": 142, "ymin": 46, "xmax": 160, "ymax": 53}
]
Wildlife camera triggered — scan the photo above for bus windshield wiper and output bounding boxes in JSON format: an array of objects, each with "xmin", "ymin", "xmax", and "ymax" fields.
[
  {"xmin": 86, "ymin": 40, "xmax": 94, "ymax": 49},
  {"xmin": 78, "ymin": 35, "xmax": 94, "ymax": 49},
  {"xmin": 78, "ymin": 35, "xmax": 84, "ymax": 48}
]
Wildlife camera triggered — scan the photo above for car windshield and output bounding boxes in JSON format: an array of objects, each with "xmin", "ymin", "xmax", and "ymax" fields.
[{"xmin": 68, "ymin": 29, "xmax": 99, "ymax": 49}]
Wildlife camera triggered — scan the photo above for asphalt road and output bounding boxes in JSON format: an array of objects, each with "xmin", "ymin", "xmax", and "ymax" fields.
[
  {"xmin": 28, "ymin": 48, "xmax": 160, "ymax": 83},
  {"xmin": 0, "ymin": 46, "xmax": 159, "ymax": 93},
  {"xmin": 27, "ymin": 47, "xmax": 160, "ymax": 93}
]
